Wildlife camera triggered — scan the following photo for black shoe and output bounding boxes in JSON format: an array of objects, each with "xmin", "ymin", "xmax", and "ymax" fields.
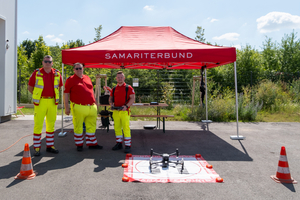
[
  {"xmin": 89, "ymin": 145, "xmax": 103, "ymax": 149},
  {"xmin": 112, "ymin": 143, "xmax": 123, "ymax": 150},
  {"xmin": 34, "ymin": 148, "xmax": 41, "ymax": 156},
  {"xmin": 124, "ymin": 146, "xmax": 131, "ymax": 153},
  {"xmin": 77, "ymin": 146, "xmax": 83, "ymax": 151},
  {"xmin": 46, "ymin": 146, "xmax": 59, "ymax": 154}
]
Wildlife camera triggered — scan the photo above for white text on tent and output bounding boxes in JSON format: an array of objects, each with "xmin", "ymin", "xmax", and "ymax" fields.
[{"xmin": 105, "ymin": 52, "xmax": 193, "ymax": 60}]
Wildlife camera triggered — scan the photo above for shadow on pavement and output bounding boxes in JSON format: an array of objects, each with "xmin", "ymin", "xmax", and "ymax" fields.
[
  {"xmin": 130, "ymin": 129, "xmax": 253, "ymax": 162},
  {"xmin": 281, "ymin": 183, "xmax": 296, "ymax": 192}
]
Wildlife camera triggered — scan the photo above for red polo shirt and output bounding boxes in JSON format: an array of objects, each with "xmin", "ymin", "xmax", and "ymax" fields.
[
  {"xmin": 64, "ymin": 74, "xmax": 95, "ymax": 105},
  {"xmin": 28, "ymin": 68, "xmax": 63, "ymax": 97},
  {"xmin": 110, "ymin": 83, "xmax": 135, "ymax": 107}
]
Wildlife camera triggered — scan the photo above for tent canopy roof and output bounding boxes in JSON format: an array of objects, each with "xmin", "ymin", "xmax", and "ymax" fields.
[{"xmin": 62, "ymin": 26, "xmax": 236, "ymax": 69}]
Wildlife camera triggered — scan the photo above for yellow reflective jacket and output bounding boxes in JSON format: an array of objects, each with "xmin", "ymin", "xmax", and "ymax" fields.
[{"xmin": 32, "ymin": 68, "xmax": 61, "ymax": 106}]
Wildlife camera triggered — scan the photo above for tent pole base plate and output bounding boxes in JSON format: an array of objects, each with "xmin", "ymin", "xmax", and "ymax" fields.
[
  {"xmin": 230, "ymin": 135, "xmax": 245, "ymax": 140},
  {"xmin": 201, "ymin": 120, "xmax": 212, "ymax": 123},
  {"xmin": 58, "ymin": 132, "xmax": 67, "ymax": 137}
]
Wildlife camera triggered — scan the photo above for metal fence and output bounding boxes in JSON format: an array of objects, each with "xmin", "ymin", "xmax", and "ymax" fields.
[{"xmin": 17, "ymin": 69, "xmax": 300, "ymax": 104}]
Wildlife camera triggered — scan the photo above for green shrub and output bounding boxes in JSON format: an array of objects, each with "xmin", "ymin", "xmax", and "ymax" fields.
[
  {"xmin": 161, "ymin": 82, "xmax": 174, "ymax": 110},
  {"xmin": 173, "ymin": 104, "xmax": 191, "ymax": 121},
  {"xmin": 19, "ymin": 87, "xmax": 32, "ymax": 103},
  {"xmin": 238, "ymin": 93, "xmax": 263, "ymax": 121},
  {"xmin": 255, "ymin": 80, "xmax": 287, "ymax": 111},
  {"xmin": 289, "ymin": 79, "xmax": 300, "ymax": 103}
]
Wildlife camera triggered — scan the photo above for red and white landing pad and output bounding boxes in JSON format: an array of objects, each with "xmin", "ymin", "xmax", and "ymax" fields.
[{"xmin": 123, "ymin": 155, "xmax": 223, "ymax": 183}]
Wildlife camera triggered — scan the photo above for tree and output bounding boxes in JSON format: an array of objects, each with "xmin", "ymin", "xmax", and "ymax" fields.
[
  {"xmin": 21, "ymin": 39, "xmax": 36, "ymax": 59},
  {"xmin": 261, "ymin": 36, "xmax": 280, "ymax": 72},
  {"xmin": 29, "ymin": 36, "xmax": 51, "ymax": 72},
  {"xmin": 94, "ymin": 25, "xmax": 102, "ymax": 42},
  {"xmin": 67, "ymin": 39, "xmax": 85, "ymax": 48},
  {"xmin": 17, "ymin": 45, "xmax": 29, "ymax": 103},
  {"xmin": 279, "ymin": 31, "xmax": 300, "ymax": 73},
  {"xmin": 195, "ymin": 26, "xmax": 206, "ymax": 43},
  {"xmin": 236, "ymin": 44, "xmax": 262, "ymax": 87}
]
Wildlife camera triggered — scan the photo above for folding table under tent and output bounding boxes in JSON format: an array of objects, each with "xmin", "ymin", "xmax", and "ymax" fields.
[{"xmin": 61, "ymin": 26, "xmax": 244, "ymax": 140}]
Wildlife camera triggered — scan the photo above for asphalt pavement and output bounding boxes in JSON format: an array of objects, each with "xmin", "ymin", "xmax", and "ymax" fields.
[{"xmin": 0, "ymin": 116, "xmax": 299, "ymax": 200}]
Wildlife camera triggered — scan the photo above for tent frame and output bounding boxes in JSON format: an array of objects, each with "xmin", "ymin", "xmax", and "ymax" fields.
[{"xmin": 59, "ymin": 26, "xmax": 244, "ymax": 140}]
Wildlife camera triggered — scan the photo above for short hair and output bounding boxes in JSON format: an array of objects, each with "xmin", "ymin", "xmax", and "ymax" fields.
[
  {"xmin": 43, "ymin": 55, "xmax": 52, "ymax": 60},
  {"xmin": 73, "ymin": 62, "xmax": 83, "ymax": 68},
  {"xmin": 117, "ymin": 71, "xmax": 124, "ymax": 75}
]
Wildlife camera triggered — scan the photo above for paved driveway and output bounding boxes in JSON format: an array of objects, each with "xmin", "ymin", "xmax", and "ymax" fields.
[{"xmin": 0, "ymin": 119, "xmax": 299, "ymax": 199}]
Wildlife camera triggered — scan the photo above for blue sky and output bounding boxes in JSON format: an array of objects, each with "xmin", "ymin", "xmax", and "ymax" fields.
[{"xmin": 18, "ymin": 0, "xmax": 300, "ymax": 50}]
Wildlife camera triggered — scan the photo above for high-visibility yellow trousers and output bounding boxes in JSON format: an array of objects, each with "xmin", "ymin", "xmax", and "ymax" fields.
[
  {"xmin": 33, "ymin": 98, "xmax": 57, "ymax": 149},
  {"xmin": 112, "ymin": 110, "xmax": 131, "ymax": 146},
  {"xmin": 71, "ymin": 102, "xmax": 98, "ymax": 146}
]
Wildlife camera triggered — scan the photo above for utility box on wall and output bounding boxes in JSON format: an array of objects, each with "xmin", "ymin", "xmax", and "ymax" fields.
[{"xmin": 0, "ymin": 0, "xmax": 18, "ymax": 123}]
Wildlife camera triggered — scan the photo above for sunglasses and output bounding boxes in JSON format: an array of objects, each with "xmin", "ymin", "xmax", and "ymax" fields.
[
  {"xmin": 44, "ymin": 60, "xmax": 52, "ymax": 64},
  {"xmin": 75, "ymin": 68, "xmax": 83, "ymax": 70}
]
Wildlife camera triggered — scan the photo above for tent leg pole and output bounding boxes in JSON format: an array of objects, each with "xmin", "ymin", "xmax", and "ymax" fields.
[
  {"xmin": 205, "ymin": 68, "xmax": 207, "ymax": 120},
  {"xmin": 231, "ymin": 61, "xmax": 245, "ymax": 140},
  {"xmin": 59, "ymin": 63, "xmax": 67, "ymax": 137},
  {"xmin": 192, "ymin": 78, "xmax": 195, "ymax": 110},
  {"xmin": 201, "ymin": 67, "xmax": 212, "ymax": 123}
]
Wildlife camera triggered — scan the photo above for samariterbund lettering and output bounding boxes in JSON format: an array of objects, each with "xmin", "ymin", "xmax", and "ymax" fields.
[{"xmin": 105, "ymin": 52, "xmax": 193, "ymax": 59}]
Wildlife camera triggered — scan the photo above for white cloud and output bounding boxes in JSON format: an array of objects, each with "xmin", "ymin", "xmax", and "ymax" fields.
[
  {"xmin": 70, "ymin": 19, "xmax": 78, "ymax": 23},
  {"xmin": 257, "ymin": 12, "xmax": 300, "ymax": 33},
  {"xmin": 51, "ymin": 37, "xmax": 64, "ymax": 43},
  {"xmin": 210, "ymin": 18, "xmax": 218, "ymax": 23},
  {"xmin": 45, "ymin": 35, "xmax": 55, "ymax": 39},
  {"xmin": 213, "ymin": 33, "xmax": 240, "ymax": 41},
  {"xmin": 58, "ymin": 34, "xmax": 64, "ymax": 37},
  {"xmin": 22, "ymin": 31, "xmax": 29, "ymax": 34},
  {"xmin": 143, "ymin": 5, "xmax": 154, "ymax": 11}
]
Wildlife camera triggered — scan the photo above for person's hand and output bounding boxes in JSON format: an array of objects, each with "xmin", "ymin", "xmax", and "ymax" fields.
[
  {"xmin": 65, "ymin": 107, "xmax": 70, "ymax": 115},
  {"xmin": 122, "ymin": 106, "xmax": 127, "ymax": 111},
  {"xmin": 110, "ymin": 104, "xmax": 114, "ymax": 110}
]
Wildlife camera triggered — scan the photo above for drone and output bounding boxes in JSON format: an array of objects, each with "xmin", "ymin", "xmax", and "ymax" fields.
[{"xmin": 149, "ymin": 148, "xmax": 185, "ymax": 174}]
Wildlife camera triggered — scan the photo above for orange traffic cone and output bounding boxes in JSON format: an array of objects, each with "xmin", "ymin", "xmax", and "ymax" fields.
[
  {"xmin": 271, "ymin": 146, "xmax": 297, "ymax": 184},
  {"xmin": 15, "ymin": 143, "xmax": 37, "ymax": 180}
]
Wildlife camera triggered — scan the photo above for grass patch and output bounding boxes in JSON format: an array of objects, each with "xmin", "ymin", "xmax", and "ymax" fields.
[
  {"xmin": 257, "ymin": 111, "xmax": 300, "ymax": 122},
  {"xmin": 17, "ymin": 105, "xmax": 300, "ymax": 122},
  {"xmin": 16, "ymin": 107, "xmax": 64, "ymax": 115}
]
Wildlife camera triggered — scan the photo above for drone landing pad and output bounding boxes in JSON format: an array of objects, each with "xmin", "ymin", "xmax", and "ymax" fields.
[{"xmin": 123, "ymin": 155, "xmax": 221, "ymax": 183}]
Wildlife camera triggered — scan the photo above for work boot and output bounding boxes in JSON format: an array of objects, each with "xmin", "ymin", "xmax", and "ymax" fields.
[
  {"xmin": 124, "ymin": 146, "xmax": 131, "ymax": 153},
  {"xmin": 89, "ymin": 145, "xmax": 103, "ymax": 149},
  {"xmin": 34, "ymin": 148, "xmax": 41, "ymax": 156},
  {"xmin": 46, "ymin": 146, "xmax": 59, "ymax": 154},
  {"xmin": 77, "ymin": 146, "xmax": 83, "ymax": 152},
  {"xmin": 112, "ymin": 142, "xmax": 123, "ymax": 150}
]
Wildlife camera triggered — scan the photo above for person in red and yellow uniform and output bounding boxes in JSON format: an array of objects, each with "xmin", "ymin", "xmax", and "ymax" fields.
[
  {"xmin": 109, "ymin": 71, "xmax": 135, "ymax": 153},
  {"xmin": 28, "ymin": 55, "xmax": 63, "ymax": 156},
  {"xmin": 64, "ymin": 63, "xmax": 102, "ymax": 151}
]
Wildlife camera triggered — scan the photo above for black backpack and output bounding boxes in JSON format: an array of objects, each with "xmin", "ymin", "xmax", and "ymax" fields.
[{"xmin": 112, "ymin": 84, "xmax": 129, "ymax": 104}]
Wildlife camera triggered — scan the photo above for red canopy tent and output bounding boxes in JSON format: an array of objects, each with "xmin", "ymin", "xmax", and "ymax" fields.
[
  {"xmin": 62, "ymin": 26, "xmax": 236, "ymax": 69},
  {"xmin": 60, "ymin": 26, "xmax": 244, "ymax": 140}
]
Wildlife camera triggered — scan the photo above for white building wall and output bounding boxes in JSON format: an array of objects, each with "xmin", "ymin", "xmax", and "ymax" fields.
[{"xmin": 0, "ymin": 0, "xmax": 17, "ymax": 122}]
